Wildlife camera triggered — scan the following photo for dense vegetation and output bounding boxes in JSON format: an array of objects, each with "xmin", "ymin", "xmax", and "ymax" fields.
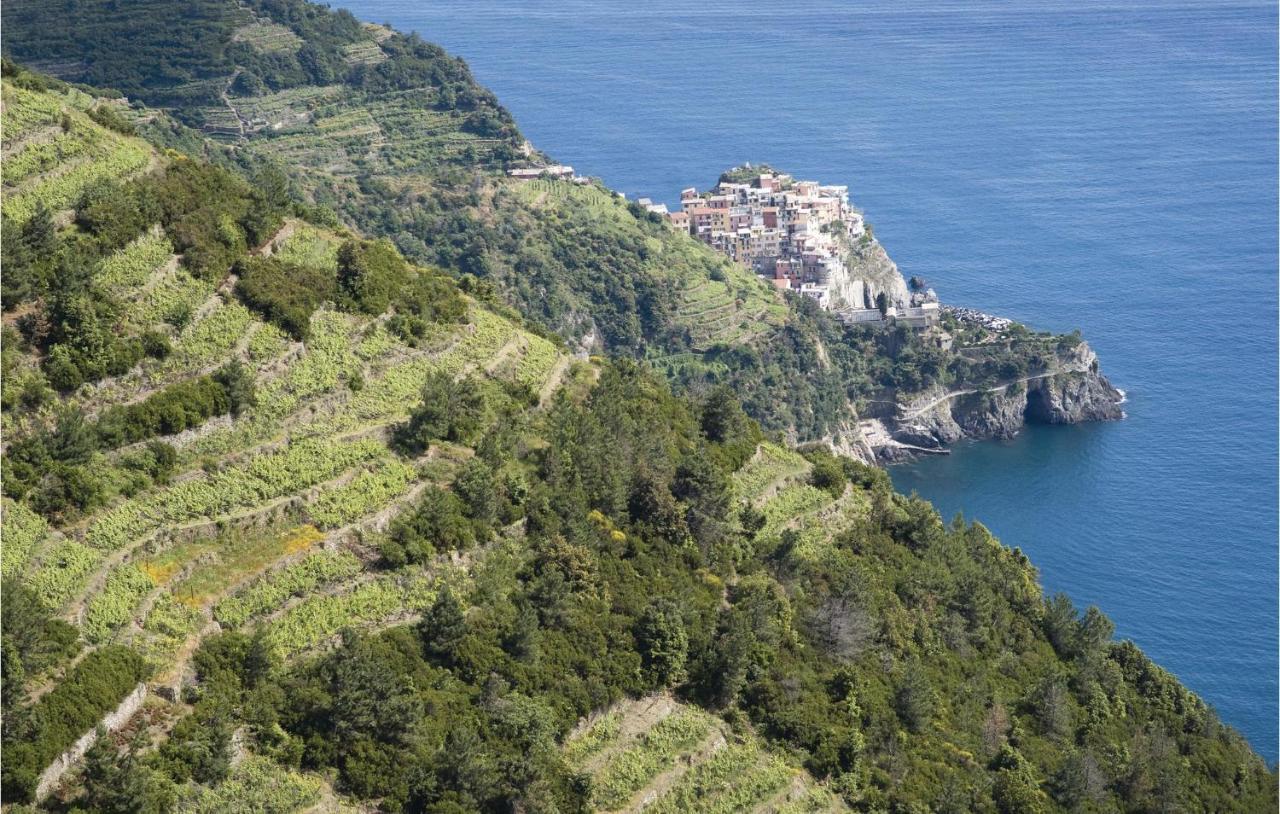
[
  {"xmin": 10, "ymin": 359, "xmax": 1264, "ymax": 812},
  {"xmin": 2, "ymin": 645, "xmax": 148, "ymax": 801},
  {"xmin": 0, "ymin": 0, "xmax": 516, "ymax": 139},
  {"xmin": 0, "ymin": 12, "xmax": 1273, "ymax": 814}
]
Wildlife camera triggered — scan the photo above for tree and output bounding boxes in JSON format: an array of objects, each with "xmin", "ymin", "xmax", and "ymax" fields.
[
  {"xmin": 1043, "ymin": 593, "xmax": 1080, "ymax": 658},
  {"xmin": 157, "ymin": 705, "xmax": 232, "ymax": 784},
  {"xmin": 1029, "ymin": 677, "xmax": 1072, "ymax": 739},
  {"xmin": 1076, "ymin": 606, "xmax": 1114, "ymax": 658},
  {"xmin": 80, "ymin": 729, "xmax": 174, "ymax": 814},
  {"xmin": 894, "ymin": 662, "xmax": 936, "ymax": 733},
  {"xmin": 384, "ymin": 487, "xmax": 477, "ymax": 566},
  {"xmin": 809, "ymin": 589, "xmax": 873, "ymax": 661},
  {"xmin": 21, "ymin": 203, "xmax": 57, "ymax": 259},
  {"xmin": 635, "ymin": 598, "xmax": 688, "ymax": 687},
  {"xmin": 672, "ymin": 451, "xmax": 732, "ymax": 550},
  {"xmin": 0, "ymin": 580, "xmax": 79, "ymax": 680},
  {"xmin": 808, "ymin": 453, "xmax": 846, "ymax": 498},
  {"xmin": 1, "ymin": 636, "xmax": 25, "ymax": 713},
  {"xmin": 420, "ymin": 588, "xmax": 467, "ymax": 666},
  {"xmin": 991, "ymin": 744, "xmax": 1048, "ymax": 814},
  {"xmin": 701, "ymin": 606, "xmax": 753, "ymax": 708},
  {"xmin": 394, "ymin": 372, "xmax": 485, "ymax": 452},
  {"xmin": 700, "ymin": 385, "xmax": 747, "ymax": 444},
  {"xmin": 213, "ymin": 360, "xmax": 256, "ymax": 416},
  {"xmin": 699, "ymin": 386, "xmax": 758, "ymax": 469},
  {"xmin": 1051, "ymin": 750, "xmax": 1106, "ymax": 810},
  {"xmin": 981, "ymin": 702, "xmax": 1010, "ymax": 757},
  {"xmin": 241, "ymin": 165, "xmax": 291, "ymax": 246},
  {"xmin": 336, "ymin": 239, "xmax": 410, "ymax": 315},
  {"xmin": 329, "ymin": 631, "xmax": 423, "ymax": 744},
  {"xmin": 453, "ymin": 459, "xmax": 497, "ymax": 525},
  {"xmin": 627, "ymin": 472, "xmax": 689, "ymax": 546}
]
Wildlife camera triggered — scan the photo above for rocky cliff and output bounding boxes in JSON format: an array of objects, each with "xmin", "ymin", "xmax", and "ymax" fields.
[
  {"xmin": 827, "ymin": 233, "xmax": 911, "ymax": 311},
  {"xmin": 853, "ymin": 341, "xmax": 1125, "ymax": 462}
]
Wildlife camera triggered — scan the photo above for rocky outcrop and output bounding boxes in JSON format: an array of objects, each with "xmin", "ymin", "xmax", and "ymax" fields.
[
  {"xmin": 856, "ymin": 341, "xmax": 1124, "ymax": 463},
  {"xmin": 827, "ymin": 236, "xmax": 910, "ymax": 311},
  {"xmin": 1024, "ymin": 369, "xmax": 1126, "ymax": 425}
]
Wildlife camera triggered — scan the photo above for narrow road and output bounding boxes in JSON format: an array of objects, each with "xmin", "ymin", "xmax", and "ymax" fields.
[{"xmin": 895, "ymin": 367, "xmax": 1079, "ymax": 422}]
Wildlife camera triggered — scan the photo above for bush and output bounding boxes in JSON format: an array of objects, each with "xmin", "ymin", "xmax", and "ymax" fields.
[
  {"xmin": 336, "ymin": 238, "xmax": 410, "ymax": 315},
  {"xmin": 385, "ymin": 269, "xmax": 468, "ymax": 344},
  {"xmin": 382, "ymin": 487, "xmax": 476, "ymax": 566},
  {"xmin": 392, "ymin": 372, "xmax": 485, "ymax": 453},
  {"xmin": 1, "ymin": 646, "xmax": 148, "ymax": 803},
  {"xmin": 94, "ymin": 373, "xmax": 233, "ymax": 448},
  {"xmin": 235, "ymin": 256, "xmax": 335, "ymax": 340}
]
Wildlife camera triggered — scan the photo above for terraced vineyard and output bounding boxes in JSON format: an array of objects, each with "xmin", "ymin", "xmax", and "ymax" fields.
[
  {"xmin": 1, "ymin": 82, "xmax": 152, "ymax": 223},
  {"xmin": 0, "ymin": 75, "xmax": 574, "ymax": 809},
  {"xmin": 564, "ymin": 695, "xmax": 846, "ymax": 813}
]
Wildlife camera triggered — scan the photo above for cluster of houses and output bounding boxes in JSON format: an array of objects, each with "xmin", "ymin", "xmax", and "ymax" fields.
[
  {"xmin": 663, "ymin": 171, "xmax": 861, "ymax": 302},
  {"xmin": 506, "ymin": 164, "xmax": 940, "ymax": 329},
  {"xmin": 656, "ymin": 169, "xmax": 939, "ymax": 328}
]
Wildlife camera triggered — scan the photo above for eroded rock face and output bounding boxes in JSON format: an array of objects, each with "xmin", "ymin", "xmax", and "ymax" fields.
[
  {"xmin": 852, "ymin": 341, "xmax": 1125, "ymax": 462},
  {"xmin": 952, "ymin": 387, "xmax": 1030, "ymax": 439},
  {"xmin": 828, "ymin": 237, "xmax": 910, "ymax": 311},
  {"xmin": 1025, "ymin": 371, "xmax": 1126, "ymax": 424}
]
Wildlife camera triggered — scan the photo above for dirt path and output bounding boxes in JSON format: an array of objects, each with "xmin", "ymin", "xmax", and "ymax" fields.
[
  {"xmin": 895, "ymin": 370, "xmax": 1066, "ymax": 421},
  {"xmin": 750, "ymin": 773, "xmax": 823, "ymax": 814},
  {"xmin": 538, "ymin": 356, "xmax": 572, "ymax": 408},
  {"xmin": 255, "ymin": 218, "xmax": 299, "ymax": 257},
  {"xmin": 137, "ymin": 252, "xmax": 182, "ymax": 296},
  {"xmin": 480, "ymin": 333, "xmax": 524, "ymax": 376}
]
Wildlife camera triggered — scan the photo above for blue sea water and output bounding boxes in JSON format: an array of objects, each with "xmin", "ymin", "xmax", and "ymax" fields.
[{"xmin": 338, "ymin": 0, "xmax": 1278, "ymax": 759}]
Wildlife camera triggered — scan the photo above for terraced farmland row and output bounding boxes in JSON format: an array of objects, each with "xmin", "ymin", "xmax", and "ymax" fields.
[{"xmin": 564, "ymin": 695, "xmax": 846, "ymax": 813}]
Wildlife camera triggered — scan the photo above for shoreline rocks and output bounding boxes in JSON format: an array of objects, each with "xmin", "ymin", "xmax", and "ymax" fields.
[{"xmin": 846, "ymin": 340, "xmax": 1125, "ymax": 464}]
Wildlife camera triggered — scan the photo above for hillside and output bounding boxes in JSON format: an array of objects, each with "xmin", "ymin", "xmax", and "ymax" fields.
[
  {"xmin": 0, "ymin": 0, "xmax": 1124, "ymax": 460},
  {"xmin": 0, "ymin": 70, "xmax": 575, "ymax": 808},
  {"xmin": 0, "ymin": 26, "xmax": 1274, "ymax": 814},
  {"xmin": 562, "ymin": 694, "xmax": 846, "ymax": 812}
]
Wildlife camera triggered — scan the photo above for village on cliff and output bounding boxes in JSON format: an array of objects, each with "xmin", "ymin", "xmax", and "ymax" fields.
[{"xmin": 507, "ymin": 164, "xmax": 996, "ymax": 331}]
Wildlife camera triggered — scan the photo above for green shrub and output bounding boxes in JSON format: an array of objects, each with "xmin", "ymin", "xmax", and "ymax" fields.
[
  {"xmin": 235, "ymin": 256, "xmax": 335, "ymax": 340},
  {"xmin": 1, "ymin": 646, "xmax": 148, "ymax": 803}
]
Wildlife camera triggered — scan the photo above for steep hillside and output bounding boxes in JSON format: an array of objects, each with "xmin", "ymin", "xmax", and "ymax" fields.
[
  {"xmin": 0, "ymin": 29, "xmax": 1272, "ymax": 814},
  {"xmin": 0, "ymin": 0, "xmax": 1124, "ymax": 460},
  {"xmin": 0, "ymin": 71, "xmax": 577, "ymax": 808},
  {"xmin": 0, "ymin": 78, "xmax": 1273, "ymax": 814}
]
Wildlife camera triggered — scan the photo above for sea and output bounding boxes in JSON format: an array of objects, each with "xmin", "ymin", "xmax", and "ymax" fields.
[{"xmin": 337, "ymin": 0, "xmax": 1278, "ymax": 760}]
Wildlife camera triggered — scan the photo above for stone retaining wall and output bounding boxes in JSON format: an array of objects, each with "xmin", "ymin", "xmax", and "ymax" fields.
[{"xmin": 35, "ymin": 682, "xmax": 148, "ymax": 801}]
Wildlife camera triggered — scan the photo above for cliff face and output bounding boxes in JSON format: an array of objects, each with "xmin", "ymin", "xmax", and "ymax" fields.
[
  {"xmin": 827, "ymin": 235, "xmax": 910, "ymax": 311},
  {"xmin": 855, "ymin": 341, "xmax": 1125, "ymax": 462}
]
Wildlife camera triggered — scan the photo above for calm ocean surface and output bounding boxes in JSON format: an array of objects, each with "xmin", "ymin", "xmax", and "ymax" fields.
[{"xmin": 339, "ymin": 0, "xmax": 1278, "ymax": 759}]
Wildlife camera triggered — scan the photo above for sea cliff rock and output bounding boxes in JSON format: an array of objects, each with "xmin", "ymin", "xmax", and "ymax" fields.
[
  {"xmin": 858, "ymin": 341, "xmax": 1124, "ymax": 462},
  {"xmin": 827, "ymin": 235, "xmax": 911, "ymax": 311}
]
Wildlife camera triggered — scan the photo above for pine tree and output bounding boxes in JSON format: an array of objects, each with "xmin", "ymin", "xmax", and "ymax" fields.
[
  {"xmin": 635, "ymin": 598, "xmax": 688, "ymax": 687},
  {"xmin": 420, "ymin": 588, "xmax": 467, "ymax": 666}
]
